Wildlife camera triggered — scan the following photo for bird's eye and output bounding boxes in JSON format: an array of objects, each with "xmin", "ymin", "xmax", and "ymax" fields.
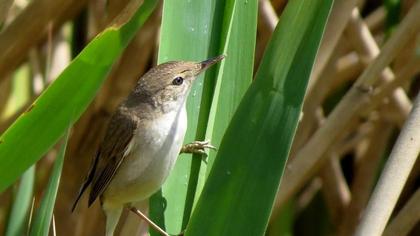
[{"xmin": 172, "ymin": 76, "xmax": 184, "ymax": 86}]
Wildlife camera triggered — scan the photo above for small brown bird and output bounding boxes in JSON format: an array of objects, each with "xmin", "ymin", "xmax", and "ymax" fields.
[{"xmin": 71, "ymin": 55, "xmax": 224, "ymax": 235}]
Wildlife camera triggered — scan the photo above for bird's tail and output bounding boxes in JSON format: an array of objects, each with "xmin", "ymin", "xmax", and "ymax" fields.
[
  {"xmin": 71, "ymin": 152, "xmax": 100, "ymax": 212},
  {"xmin": 71, "ymin": 179, "xmax": 90, "ymax": 212}
]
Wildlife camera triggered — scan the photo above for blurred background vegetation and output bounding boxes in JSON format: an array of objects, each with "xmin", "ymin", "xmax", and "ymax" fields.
[{"xmin": 0, "ymin": 0, "xmax": 419, "ymax": 235}]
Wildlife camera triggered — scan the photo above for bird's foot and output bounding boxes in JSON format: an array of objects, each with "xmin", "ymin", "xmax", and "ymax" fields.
[{"xmin": 180, "ymin": 140, "xmax": 217, "ymax": 156}]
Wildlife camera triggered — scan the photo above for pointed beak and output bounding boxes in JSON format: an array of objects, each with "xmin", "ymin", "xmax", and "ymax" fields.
[{"xmin": 198, "ymin": 55, "xmax": 225, "ymax": 74}]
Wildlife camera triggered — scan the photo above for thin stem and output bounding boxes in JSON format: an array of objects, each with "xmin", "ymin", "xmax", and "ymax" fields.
[
  {"xmin": 272, "ymin": 3, "xmax": 420, "ymax": 214},
  {"xmin": 355, "ymin": 94, "xmax": 420, "ymax": 236},
  {"xmin": 383, "ymin": 188, "xmax": 420, "ymax": 236},
  {"xmin": 129, "ymin": 207, "xmax": 170, "ymax": 236}
]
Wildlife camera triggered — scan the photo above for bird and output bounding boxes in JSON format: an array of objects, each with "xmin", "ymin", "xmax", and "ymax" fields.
[{"xmin": 71, "ymin": 55, "xmax": 224, "ymax": 235}]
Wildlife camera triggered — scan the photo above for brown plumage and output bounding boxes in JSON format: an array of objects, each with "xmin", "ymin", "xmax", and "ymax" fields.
[
  {"xmin": 71, "ymin": 55, "xmax": 224, "ymax": 236},
  {"xmin": 71, "ymin": 108, "xmax": 137, "ymax": 211}
]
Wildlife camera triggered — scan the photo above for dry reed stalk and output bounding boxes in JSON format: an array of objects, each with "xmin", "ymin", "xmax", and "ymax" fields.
[
  {"xmin": 292, "ymin": 4, "xmax": 386, "ymax": 156},
  {"xmin": 297, "ymin": 110, "xmax": 360, "ymax": 218},
  {"xmin": 272, "ymin": 1, "xmax": 420, "ymax": 220},
  {"xmin": 259, "ymin": 0, "xmax": 277, "ymax": 30},
  {"xmin": 28, "ymin": 48, "xmax": 45, "ymax": 94},
  {"xmin": 364, "ymin": 6, "xmax": 385, "ymax": 34},
  {"xmin": 332, "ymin": 121, "xmax": 373, "ymax": 157},
  {"xmin": 315, "ymin": 108, "xmax": 351, "ymax": 224},
  {"xmin": 320, "ymin": 156, "xmax": 350, "ymax": 224},
  {"xmin": 0, "ymin": 0, "xmax": 89, "ymax": 80},
  {"xmin": 309, "ymin": 0, "xmax": 358, "ymax": 91},
  {"xmin": 255, "ymin": 0, "xmax": 278, "ymax": 68},
  {"xmin": 383, "ymin": 188, "xmax": 420, "ymax": 236},
  {"xmin": 317, "ymin": 113, "xmax": 377, "ymax": 225},
  {"xmin": 355, "ymin": 89, "xmax": 420, "ymax": 236},
  {"xmin": 0, "ymin": 79, "xmax": 12, "ymax": 117},
  {"xmin": 270, "ymin": 0, "xmax": 287, "ymax": 12},
  {"xmin": 292, "ymin": 46, "xmax": 361, "ymax": 155},
  {"xmin": 338, "ymin": 120, "xmax": 394, "ymax": 236},
  {"xmin": 330, "ymin": 52, "xmax": 364, "ymax": 91},
  {"xmin": 0, "ymin": 0, "xmax": 14, "ymax": 24},
  {"xmin": 296, "ymin": 178, "xmax": 323, "ymax": 212},
  {"xmin": 345, "ymin": 8, "xmax": 412, "ymax": 122}
]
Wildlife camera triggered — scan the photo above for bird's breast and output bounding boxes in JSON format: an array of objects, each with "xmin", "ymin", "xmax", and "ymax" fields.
[{"xmin": 105, "ymin": 106, "xmax": 187, "ymax": 203}]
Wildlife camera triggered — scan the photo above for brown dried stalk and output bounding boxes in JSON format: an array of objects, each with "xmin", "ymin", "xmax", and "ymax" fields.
[
  {"xmin": 0, "ymin": 0, "xmax": 88, "ymax": 81},
  {"xmin": 383, "ymin": 188, "xmax": 420, "ymax": 236},
  {"xmin": 272, "ymin": 1, "xmax": 420, "ymax": 220},
  {"xmin": 309, "ymin": 0, "xmax": 358, "ymax": 90},
  {"xmin": 345, "ymin": 8, "xmax": 412, "ymax": 124},
  {"xmin": 354, "ymin": 87, "xmax": 420, "ymax": 236},
  {"xmin": 338, "ymin": 120, "xmax": 394, "ymax": 236}
]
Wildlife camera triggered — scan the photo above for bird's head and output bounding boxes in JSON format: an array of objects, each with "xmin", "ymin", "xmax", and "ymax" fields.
[{"xmin": 128, "ymin": 55, "xmax": 225, "ymax": 112}]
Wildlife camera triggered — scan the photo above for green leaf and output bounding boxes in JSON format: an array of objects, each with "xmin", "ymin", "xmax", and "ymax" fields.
[
  {"xmin": 29, "ymin": 131, "xmax": 70, "ymax": 236},
  {"xmin": 150, "ymin": 0, "xmax": 258, "ymax": 233},
  {"xmin": 0, "ymin": 0, "xmax": 158, "ymax": 192},
  {"xmin": 182, "ymin": 0, "xmax": 258, "ymax": 227},
  {"xmin": 150, "ymin": 0, "xmax": 223, "ymax": 234},
  {"xmin": 5, "ymin": 165, "xmax": 35, "ymax": 236},
  {"xmin": 205, "ymin": 0, "xmax": 257, "ymax": 176},
  {"xmin": 185, "ymin": 0, "xmax": 333, "ymax": 235}
]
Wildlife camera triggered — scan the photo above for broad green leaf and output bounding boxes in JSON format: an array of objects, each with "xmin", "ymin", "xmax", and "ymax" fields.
[
  {"xmin": 205, "ymin": 0, "xmax": 257, "ymax": 176},
  {"xmin": 182, "ymin": 0, "xmax": 258, "ymax": 227},
  {"xmin": 185, "ymin": 0, "xmax": 333, "ymax": 235},
  {"xmin": 151, "ymin": 0, "xmax": 257, "ymax": 232},
  {"xmin": 29, "ymin": 131, "xmax": 69, "ymax": 236},
  {"xmin": 150, "ymin": 0, "xmax": 223, "ymax": 234},
  {"xmin": 5, "ymin": 166, "xmax": 35, "ymax": 236},
  {"xmin": 180, "ymin": 1, "xmax": 237, "ymax": 229},
  {"xmin": 0, "ymin": 0, "xmax": 158, "ymax": 192}
]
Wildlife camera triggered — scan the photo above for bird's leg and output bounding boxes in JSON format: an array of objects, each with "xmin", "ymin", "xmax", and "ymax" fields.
[
  {"xmin": 180, "ymin": 140, "xmax": 217, "ymax": 156},
  {"xmin": 103, "ymin": 205, "xmax": 123, "ymax": 236},
  {"xmin": 128, "ymin": 207, "xmax": 170, "ymax": 236}
]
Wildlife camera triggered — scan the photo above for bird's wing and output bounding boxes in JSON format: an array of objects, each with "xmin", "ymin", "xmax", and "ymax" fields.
[
  {"xmin": 86, "ymin": 110, "xmax": 137, "ymax": 206},
  {"xmin": 71, "ymin": 149, "xmax": 100, "ymax": 211}
]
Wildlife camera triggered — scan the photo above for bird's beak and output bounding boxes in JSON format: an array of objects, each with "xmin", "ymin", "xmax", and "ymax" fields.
[{"xmin": 198, "ymin": 55, "xmax": 225, "ymax": 74}]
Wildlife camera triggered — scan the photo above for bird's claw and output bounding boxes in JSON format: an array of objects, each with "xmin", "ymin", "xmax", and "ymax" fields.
[{"xmin": 180, "ymin": 140, "xmax": 217, "ymax": 156}]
